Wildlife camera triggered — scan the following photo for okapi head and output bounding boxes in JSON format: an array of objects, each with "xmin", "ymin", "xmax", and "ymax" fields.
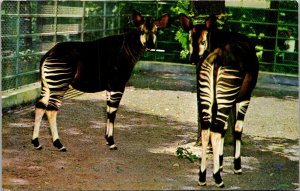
[
  {"xmin": 179, "ymin": 13, "xmax": 216, "ymax": 64},
  {"xmin": 132, "ymin": 10, "xmax": 170, "ymax": 50}
]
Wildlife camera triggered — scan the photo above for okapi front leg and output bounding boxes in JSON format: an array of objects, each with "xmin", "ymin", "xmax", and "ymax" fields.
[
  {"xmin": 105, "ymin": 91, "xmax": 123, "ymax": 150},
  {"xmin": 233, "ymin": 100, "xmax": 250, "ymax": 174}
]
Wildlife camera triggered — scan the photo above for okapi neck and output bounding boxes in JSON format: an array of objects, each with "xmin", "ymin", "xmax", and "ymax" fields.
[{"xmin": 123, "ymin": 32, "xmax": 146, "ymax": 64}]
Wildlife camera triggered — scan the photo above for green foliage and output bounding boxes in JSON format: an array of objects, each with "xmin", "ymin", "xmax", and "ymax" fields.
[
  {"xmin": 171, "ymin": 0, "xmax": 192, "ymax": 59},
  {"xmin": 174, "ymin": 28, "xmax": 189, "ymax": 59},
  {"xmin": 176, "ymin": 147, "xmax": 199, "ymax": 163},
  {"xmin": 171, "ymin": 1, "xmax": 228, "ymax": 59},
  {"xmin": 170, "ymin": 0, "xmax": 192, "ymax": 17},
  {"xmin": 171, "ymin": 0, "xmax": 205, "ymax": 59}
]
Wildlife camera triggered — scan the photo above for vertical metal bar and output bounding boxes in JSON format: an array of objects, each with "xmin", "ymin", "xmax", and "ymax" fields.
[
  {"xmin": 274, "ymin": 2, "xmax": 281, "ymax": 72},
  {"xmin": 0, "ymin": 2, "xmax": 2, "ymax": 91},
  {"xmin": 154, "ymin": 0, "xmax": 159, "ymax": 61},
  {"xmin": 117, "ymin": 2, "xmax": 121, "ymax": 34},
  {"xmin": 103, "ymin": 1, "xmax": 107, "ymax": 37},
  {"xmin": 54, "ymin": 0, "xmax": 58, "ymax": 43},
  {"xmin": 156, "ymin": 0, "xmax": 159, "ymax": 18},
  {"xmin": 81, "ymin": 1, "xmax": 85, "ymax": 41},
  {"xmin": 15, "ymin": 1, "xmax": 21, "ymax": 88}
]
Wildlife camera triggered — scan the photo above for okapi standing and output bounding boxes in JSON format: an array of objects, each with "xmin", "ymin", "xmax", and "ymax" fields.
[
  {"xmin": 179, "ymin": 13, "xmax": 259, "ymax": 187},
  {"xmin": 32, "ymin": 11, "xmax": 169, "ymax": 151}
]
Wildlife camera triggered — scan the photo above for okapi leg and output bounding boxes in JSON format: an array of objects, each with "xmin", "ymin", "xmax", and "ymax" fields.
[
  {"xmin": 211, "ymin": 131, "xmax": 224, "ymax": 188},
  {"xmin": 219, "ymin": 122, "xmax": 227, "ymax": 171},
  {"xmin": 32, "ymin": 69, "xmax": 50, "ymax": 149},
  {"xmin": 45, "ymin": 109, "xmax": 66, "ymax": 152},
  {"xmin": 220, "ymin": 105, "xmax": 237, "ymax": 171},
  {"xmin": 105, "ymin": 91, "xmax": 123, "ymax": 150},
  {"xmin": 198, "ymin": 58, "xmax": 214, "ymax": 186},
  {"xmin": 233, "ymin": 100, "xmax": 250, "ymax": 174},
  {"xmin": 198, "ymin": 129, "xmax": 210, "ymax": 186},
  {"xmin": 32, "ymin": 107, "xmax": 46, "ymax": 149}
]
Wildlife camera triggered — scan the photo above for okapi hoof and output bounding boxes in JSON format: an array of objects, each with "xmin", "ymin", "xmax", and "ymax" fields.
[
  {"xmin": 105, "ymin": 136, "xmax": 117, "ymax": 150},
  {"xmin": 213, "ymin": 170, "xmax": 225, "ymax": 188},
  {"xmin": 109, "ymin": 144, "xmax": 118, "ymax": 150},
  {"xmin": 234, "ymin": 157, "xmax": 242, "ymax": 174},
  {"xmin": 198, "ymin": 169, "xmax": 206, "ymax": 186},
  {"xmin": 31, "ymin": 138, "xmax": 43, "ymax": 150},
  {"xmin": 53, "ymin": 139, "xmax": 67, "ymax": 152}
]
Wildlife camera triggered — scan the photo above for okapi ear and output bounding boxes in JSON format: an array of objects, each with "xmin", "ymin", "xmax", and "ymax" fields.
[
  {"xmin": 179, "ymin": 13, "xmax": 193, "ymax": 32},
  {"xmin": 154, "ymin": 13, "xmax": 170, "ymax": 29},
  {"xmin": 132, "ymin": 10, "xmax": 144, "ymax": 27}
]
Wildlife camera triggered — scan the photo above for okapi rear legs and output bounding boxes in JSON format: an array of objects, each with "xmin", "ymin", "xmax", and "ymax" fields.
[
  {"xmin": 32, "ymin": 107, "xmax": 66, "ymax": 151},
  {"xmin": 199, "ymin": 130, "xmax": 224, "ymax": 188},
  {"xmin": 105, "ymin": 91, "xmax": 124, "ymax": 150},
  {"xmin": 46, "ymin": 110, "xmax": 66, "ymax": 151}
]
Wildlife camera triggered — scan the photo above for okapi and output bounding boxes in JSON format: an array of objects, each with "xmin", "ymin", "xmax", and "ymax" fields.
[
  {"xmin": 179, "ymin": 13, "xmax": 259, "ymax": 187},
  {"xmin": 32, "ymin": 11, "xmax": 169, "ymax": 151}
]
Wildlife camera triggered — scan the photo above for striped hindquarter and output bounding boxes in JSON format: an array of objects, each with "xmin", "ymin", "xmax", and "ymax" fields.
[
  {"xmin": 199, "ymin": 58, "xmax": 243, "ymax": 132},
  {"xmin": 32, "ymin": 58, "xmax": 73, "ymax": 151},
  {"xmin": 198, "ymin": 54, "xmax": 250, "ymax": 187},
  {"xmin": 39, "ymin": 58, "xmax": 74, "ymax": 110}
]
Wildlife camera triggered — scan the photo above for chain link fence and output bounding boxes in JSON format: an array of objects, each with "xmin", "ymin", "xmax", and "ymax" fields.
[
  {"xmin": 1, "ymin": 1, "xmax": 123, "ymax": 91},
  {"xmin": 1, "ymin": 1, "xmax": 298, "ymax": 92},
  {"xmin": 226, "ymin": 2, "xmax": 298, "ymax": 75}
]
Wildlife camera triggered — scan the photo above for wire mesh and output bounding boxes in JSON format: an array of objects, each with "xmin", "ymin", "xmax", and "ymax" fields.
[
  {"xmin": 1, "ymin": 1, "xmax": 122, "ymax": 91},
  {"xmin": 1, "ymin": 1, "xmax": 298, "ymax": 92}
]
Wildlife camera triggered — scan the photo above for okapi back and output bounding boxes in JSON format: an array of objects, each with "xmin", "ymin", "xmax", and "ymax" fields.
[{"xmin": 43, "ymin": 31, "xmax": 145, "ymax": 93}]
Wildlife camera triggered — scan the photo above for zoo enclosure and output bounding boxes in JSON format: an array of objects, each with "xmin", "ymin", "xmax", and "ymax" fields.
[{"xmin": 1, "ymin": 1, "xmax": 298, "ymax": 93}]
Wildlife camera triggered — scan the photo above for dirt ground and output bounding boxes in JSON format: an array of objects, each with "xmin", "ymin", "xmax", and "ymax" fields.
[{"xmin": 2, "ymin": 62, "xmax": 299, "ymax": 190}]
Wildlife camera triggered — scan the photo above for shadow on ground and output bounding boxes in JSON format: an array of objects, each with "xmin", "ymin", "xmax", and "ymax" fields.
[{"xmin": 2, "ymin": 97, "xmax": 299, "ymax": 190}]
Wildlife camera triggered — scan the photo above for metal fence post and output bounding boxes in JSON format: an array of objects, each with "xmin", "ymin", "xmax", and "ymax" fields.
[
  {"xmin": 81, "ymin": 1, "xmax": 85, "ymax": 41},
  {"xmin": 54, "ymin": 0, "xmax": 58, "ymax": 43},
  {"xmin": 103, "ymin": 2, "xmax": 106, "ymax": 37},
  {"xmin": 15, "ymin": 1, "xmax": 21, "ymax": 89}
]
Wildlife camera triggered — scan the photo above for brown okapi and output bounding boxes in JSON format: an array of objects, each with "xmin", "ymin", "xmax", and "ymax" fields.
[
  {"xmin": 179, "ymin": 13, "xmax": 259, "ymax": 187},
  {"xmin": 32, "ymin": 11, "xmax": 169, "ymax": 151}
]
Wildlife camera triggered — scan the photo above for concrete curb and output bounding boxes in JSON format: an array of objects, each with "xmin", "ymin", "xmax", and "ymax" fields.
[{"xmin": 2, "ymin": 82, "xmax": 41, "ymax": 109}]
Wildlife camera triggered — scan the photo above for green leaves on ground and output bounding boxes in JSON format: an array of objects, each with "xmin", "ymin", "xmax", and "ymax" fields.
[{"xmin": 176, "ymin": 147, "xmax": 199, "ymax": 163}]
